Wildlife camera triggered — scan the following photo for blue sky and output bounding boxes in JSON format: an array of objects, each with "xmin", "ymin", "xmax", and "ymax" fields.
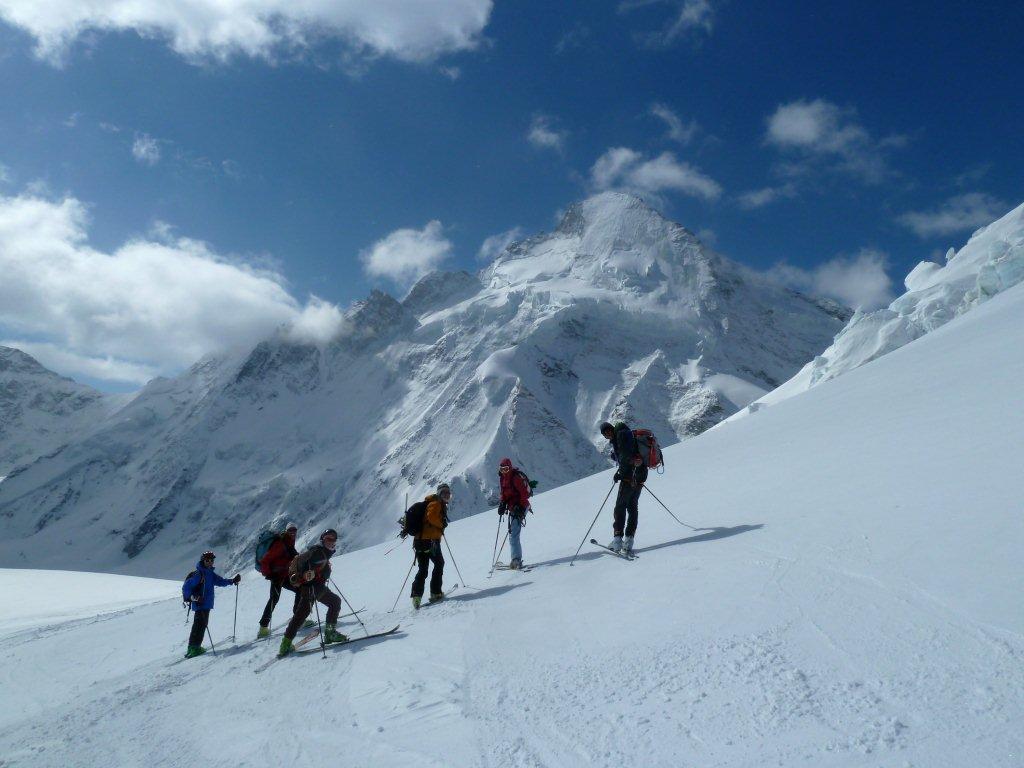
[{"xmin": 0, "ymin": 0, "xmax": 1021, "ymax": 389}]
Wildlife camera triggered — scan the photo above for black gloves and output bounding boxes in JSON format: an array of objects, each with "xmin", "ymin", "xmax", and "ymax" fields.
[
  {"xmin": 613, "ymin": 472, "xmax": 622, "ymax": 483},
  {"xmin": 497, "ymin": 502, "xmax": 507, "ymax": 517},
  {"xmin": 233, "ymin": 574, "xmax": 241, "ymax": 585}
]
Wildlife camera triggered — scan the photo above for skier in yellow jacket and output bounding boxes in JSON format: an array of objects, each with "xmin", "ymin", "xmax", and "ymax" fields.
[{"xmin": 411, "ymin": 483, "xmax": 451, "ymax": 609}]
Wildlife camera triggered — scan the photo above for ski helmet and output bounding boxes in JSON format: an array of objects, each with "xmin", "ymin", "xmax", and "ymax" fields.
[
  {"xmin": 599, "ymin": 421, "xmax": 614, "ymax": 437},
  {"xmin": 320, "ymin": 528, "xmax": 338, "ymax": 551},
  {"xmin": 201, "ymin": 550, "xmax": 216, "ymax": 561},
  {"xmin": 437, "ymin": 483, "xmax": 452, "ymax": 500},
  {"xmin": 284, "ymin": 522, "xmax": 298, "ymax": 533}
]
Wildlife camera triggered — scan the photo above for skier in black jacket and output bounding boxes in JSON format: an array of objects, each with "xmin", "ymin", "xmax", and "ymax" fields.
[{"xmin": 600, "ymin": 421, "xmax": 647, "ymax": 554}]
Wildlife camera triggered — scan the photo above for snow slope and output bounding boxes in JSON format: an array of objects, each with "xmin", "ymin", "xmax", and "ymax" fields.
[
  {"xmin": 0, "ymin": 192, "xmax": 848, "ymax": 576},
  {"xmin": 1, "ymin": 280, "xmax": 1021, "ymax": 767}
]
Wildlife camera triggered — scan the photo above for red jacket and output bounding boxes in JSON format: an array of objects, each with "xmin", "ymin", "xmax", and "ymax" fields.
[
  {"xmin": 498, "ymin": 459, "xmax": 531, "ymax": 510},
  {"xmin": 260, "ymin": 537, "xmax": 297, "ymax": 581}
]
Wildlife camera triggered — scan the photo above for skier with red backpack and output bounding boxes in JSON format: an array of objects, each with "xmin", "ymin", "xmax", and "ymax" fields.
[
  {"xmin": 497, "ymin": 458, "xmax": 532, "ymax": 569},
  {"xmin": 600, "ymin": 421, "xmax": 650, "ymax": 555},
  {"xmin": 255, "ymin": 523, "xmax": 300, "ymax": 638}
]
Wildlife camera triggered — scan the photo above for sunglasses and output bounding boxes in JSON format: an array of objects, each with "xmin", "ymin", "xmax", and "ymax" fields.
[{"xmin": 499, "ymin": 466, "xmax": 510, "ymax": 473}]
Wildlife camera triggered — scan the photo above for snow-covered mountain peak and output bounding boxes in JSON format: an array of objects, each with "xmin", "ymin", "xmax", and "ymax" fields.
[
  {"xmin": 0, "ymin": 346, "xmax": 50, "ymax": 375},
  {"xmin": 402, "ymin": 270, "xmax": 481, "ymax": 318},
  {"xmin": 483, "ymin": 193, "xmax": 721, "ymax": 313}
]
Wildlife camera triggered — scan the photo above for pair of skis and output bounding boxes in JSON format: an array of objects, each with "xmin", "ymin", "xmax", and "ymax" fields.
[
  {"xmin": 492, "ymin": 562, "xmax": 533, "ymax": 573},
  {"xmin": 589, "ymin": 539, "xmax": 638, "ymax": 561},
  {"xmin": 254, "ymin": 624, "xmax": 401, "ymax": 673}
]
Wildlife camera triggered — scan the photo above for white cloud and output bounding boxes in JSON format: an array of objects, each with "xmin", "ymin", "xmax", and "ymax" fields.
[
  {"xmin": 736, "ymin": 183, "xmax": 796, "ymax": 210},
  {"xmin": 527, "ymin": 115, "xmax": 568, "ymax": 153},
  {"xmin": 0, "ymin": 163, "xmax": 10, "ymax": 185},
  {"xmin": 765, "ymin": 99, "xmax": 903, "ymax": 184},
  {"xmin": 477, "ymin": 226, "xmax": 524, "ymax": 262},
  {"xmin": 439, "ymin": 65, "xmax": 461, "ymax": 80},
  {"xmin": 131, "ymin": 134, "xmax": 161, "ymax": 165},
  {"xmin": 0, "ymin": 191, "xmax": 344, "ymax": 386},
  {"xmin": 897, "ymin": 192, "xmax": 1009, "ymax": 239},
  {"xmin": 555, "ymin": 23, "xmax": 590, "ymax": 54},
  {"xmin": 620, "ymin": 0, "xmax": 714, "ymax": 47},
  {"xmin": 649, "ymin": 103, "xmax": 697, "ymax": 144},
  {"xmin": 285, "ymin": 297, "xmax": 349, "ymax": 345},
  {"xmin": 361, "ymin": 220, "xmax": 452, "ymax": 288},
  {"xmin": 0, "ymin": 0, "xmax": 493, "ymax": 66},
  {"xmin": 767, "ymin": 249, "xmax": 894, "ymax": 311},
  {"xmin": 591, "ymin": 147, "xmax": 721, "ymax": 200}
]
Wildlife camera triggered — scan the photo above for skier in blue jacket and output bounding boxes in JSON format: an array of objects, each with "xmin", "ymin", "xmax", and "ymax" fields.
[{"xmin": 182, "ymin": 550, "xmax": 241, "ymax": 658}]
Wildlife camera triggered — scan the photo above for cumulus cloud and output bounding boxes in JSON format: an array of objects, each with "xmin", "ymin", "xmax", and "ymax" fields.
[
  {"xmin": 620, "ymin": 0, "xmax": 714, "ymax": 47},
  {"xmin": 527, "ymin": 115, "xmax": 568, "ymax": 153},
  {"xmin": 767, "ymin": 249, "xmax": 894, "ymax": 311},
  {"xmin": 591, "ymin": 147, "xmax": 721, "ymax": 201},
  {"xmin": 131, "ymin": 134, "xmax": 161, "ymax": 165},
  {"xmin": 0, "ymin": 0, "xmax": 493, "ymax": 66},
  {"xmin": 736, "ymin": 183, "xmax": 796, "ymax": 210},
  {"xmin": 765, "ymin": 99, "xmax": 904, "ymax": 184},
  {"xmin": 897, "ymin": 192, "xmax": 1009, "ymax": 238},
  {"xmin": 0, "ymin": 191, "xmax": 344, "ymax": 386},
  {"xmin": 649, "ymin": 103, "xmax": 697, "ymax": 144},
  {"xmin": 477, "ymin": 227, "xmax": 524, "ymax": 263},
  {"xmin": 361, "ymin": 220, "xmax": 452, "ymax": 288},
  {"xmin": 285, "ymin": 297, "xmax": 349, "ymax": 345}
]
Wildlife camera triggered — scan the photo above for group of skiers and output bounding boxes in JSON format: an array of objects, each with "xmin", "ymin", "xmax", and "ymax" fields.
[{"xmin": 182, "ymin": 419, "xmax": 655, "ymax": 659}]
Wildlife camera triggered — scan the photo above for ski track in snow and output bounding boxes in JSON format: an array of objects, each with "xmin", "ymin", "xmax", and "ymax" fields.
[{"xmin": 2, "ymin": 284, "xmax": 1024, "ymax": 767}]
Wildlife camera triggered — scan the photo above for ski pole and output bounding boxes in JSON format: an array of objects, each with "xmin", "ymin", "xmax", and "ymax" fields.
[
  {"xmin": 205, "ymin": 625, "xmax": 217, "ymax": 656},
  {"xmin": 442, "ymin": 535, "xmax": 467, "ymax": 588},
  {"xmin": 488, "ymin": 531, "xmax": 508, "ymax": 577},
  {"xmin": 309, "ymin": 584, "xmax": 327, "ymax": 659},
  {"xmin": 231, "ymin": 584, "xmax": 238, "ymax": 642},
  {"xmin": 489, "ymin": 515, "xmax": 502, "ymax": 569},
  {"xmin": 330, "ymin": 578, "xmax": 370, "ymax": 638},
  {"xmin": 383, "ymin": 539, "xmax": 404, "ymax": 557},
  {"xmin": 385, "ymin": 492, "xmax": 411, "ymax": 557},
  {"xmin": 642, "ymin": 485, "xmax": 699, "ymax": 530},
  {"xmin": 389, "ymin": 555, "xmax": 416, "ymax": 613},
  {"xmin": 569, "ymin": 479, "xmax": 617, "ymax": 567}
]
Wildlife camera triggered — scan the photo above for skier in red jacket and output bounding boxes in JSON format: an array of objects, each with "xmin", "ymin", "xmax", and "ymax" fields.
[
  {"xmin": 256, "ymin": 523, "xmax": 299, "ymax": 638},
  {"xmin": 497, "ymin": 457, "xmax": 532, "ymax": 569}
]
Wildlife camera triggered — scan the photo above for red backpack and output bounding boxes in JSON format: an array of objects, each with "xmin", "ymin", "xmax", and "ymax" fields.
[{"xmin": 632, "ymin": 429, "xmax": 665, "ymax": 472}]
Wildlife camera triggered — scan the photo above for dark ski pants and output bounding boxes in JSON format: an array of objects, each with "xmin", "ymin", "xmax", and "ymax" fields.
[
  {"xmin": 612, "ymin": 481, "xmax": 642, "ymax": 537},
  {"xmin": 187, "ymin": 609, "xmax": 210, "ymax": 648},
  {"xmin": 285, "ymin": 583, "xmax": 341, "ymax": 639},
  {"xmin": 259, "ymin": 579, "xmax": 300, "ymax": 628},
  {"xmin": 411, "ymin": 539, "xmax": 444, "ymax": 598}
]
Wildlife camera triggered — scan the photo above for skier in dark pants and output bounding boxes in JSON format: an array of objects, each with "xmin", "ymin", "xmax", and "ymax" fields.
[
  {"xmin": 256, "ymin": 523, "xmax": 300, "ymax": 638},
  {"xmin": 600, "ymin": 421, "xmax": 647, "ymax": 554},
  {"xmin": 411, "ymin": 483, "xmax": 450, "ymax": 609},
  {"xmin": 278, "ymin": 528, "xmax": 346, "ymax": 657},
  {"xmin": 182, "ymin": 550, "xmax": 241, "ymax": 658}
]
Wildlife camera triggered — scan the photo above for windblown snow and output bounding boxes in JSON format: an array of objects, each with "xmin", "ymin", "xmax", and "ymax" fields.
[
  {"xmin": 1, "ymin": 277, "xmax": 1021, "ymax": 768},
  {"xmin": 0, "ymin": 193, "xmax": 849, "ymax": 576}
]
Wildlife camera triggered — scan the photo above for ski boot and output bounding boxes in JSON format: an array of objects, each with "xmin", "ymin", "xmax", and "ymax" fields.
[
  {"xmin": 302, "ymin": 619, "xmax": 316, "ymax": 629},
  {"xmin": 412, "ymin": 595, "xmax": 422, "ymax": 610},
  {"xmin": 256, "ymin": 625, "xmax": 270, "ymax": 639},
  {"xmin": 622, "ymin": 536, "xmax": 634, "ymax": 554},
  {"xmin": 608, "ymin": 535, "xmax": 623, "ymax": 552},
  {"xmin": 510, "ymin": 558, "xmax": 522, "ymax": 570},
  {"xmin": 277, "ymin": 636, "xmax": 293, "ymax": 658},
  {"xmin": 184, "ymin": 645, "xmax": 207, "ymax": 659},
  {"xmin": 429, "ymin": 592, "xmax": 444, "ymax": 604},
  {"xmin": 323, "ymin": 625, "xmax": 348, "ymax": 644}
]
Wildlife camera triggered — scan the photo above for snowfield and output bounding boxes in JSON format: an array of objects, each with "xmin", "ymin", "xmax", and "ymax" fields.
[{"xmin": 0, "ymin": 282, "xmax": 1022, "ymax": 767}]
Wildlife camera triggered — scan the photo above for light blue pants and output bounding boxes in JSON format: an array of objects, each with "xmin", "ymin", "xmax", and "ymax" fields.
[{"xmin": 508, "ymin": 513, "xmax": 523, "ymax": 563}]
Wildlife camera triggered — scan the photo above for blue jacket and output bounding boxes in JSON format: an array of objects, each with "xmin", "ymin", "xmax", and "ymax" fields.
[{"xmin": 182, "ymin": 561, "xmax": 235, "ymax": 611}]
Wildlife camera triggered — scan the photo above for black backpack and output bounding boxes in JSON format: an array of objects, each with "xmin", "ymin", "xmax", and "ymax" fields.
[
  {"xmin": 399, "ymin": 501, "xmax": 428, "ymax": 539},
  {"xmin": 183, "ymin": 569, "xmax": 205, "ymax": 607}
]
